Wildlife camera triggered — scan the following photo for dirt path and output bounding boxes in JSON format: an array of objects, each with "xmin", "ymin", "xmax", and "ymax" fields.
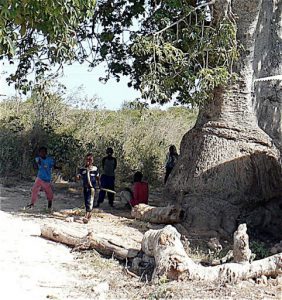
[
  {"xmin": 0, "ymin": 181, "xmax": 145, "ymax": 299},
  {"xmin": 0, "ymin": 211, "xmax": 81, "ymax": 299},
  {"xmin": 0, "ymin": 181, "xmax": 281, "ymax": 299}
]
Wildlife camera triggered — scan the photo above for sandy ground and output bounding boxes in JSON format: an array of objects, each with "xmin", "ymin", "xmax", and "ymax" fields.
[{"xmin": 0, "ymin": 180, "xmax": 281, "ymax": 300}]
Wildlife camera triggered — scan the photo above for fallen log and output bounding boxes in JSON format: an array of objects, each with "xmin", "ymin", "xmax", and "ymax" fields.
[
  {"xmin": 41, "ymin": 224, "xmax": 140, "ymax": 260},
  {"xmin": 141, "ymin": 225, "xmax": 282, "ymax": 282},
  {"xmin": 131, "ymin": 204, "xmax": 185, "ymax": 224}
]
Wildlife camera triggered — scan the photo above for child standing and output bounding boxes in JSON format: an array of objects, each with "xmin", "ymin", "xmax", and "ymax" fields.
[
  {"xmin": 164, "ymin": 145, "xmax": 179, "ymax": 184},
  {"xmin": 27, "ymin": 146, "xmax": 59, "ymax": 210},
  {"xmin": 77, "ymin": 153, "xmax": 100, "ymax": 220},
  {"xmin": 96, "ymin": 147, "xmax": 117, "ymax": 207}
]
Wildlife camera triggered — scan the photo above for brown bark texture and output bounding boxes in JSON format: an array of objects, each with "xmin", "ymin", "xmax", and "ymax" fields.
[
  {"xmin": 142, "ymin": 225, "xmax": 282, "ymax": 282},
  {"xmin": 131, "ymin": 204, "xmax": 185, "ymax": 224},
  {"xmin": 164, "ymin": 0, "xmax": 282, "ymax": 239}
]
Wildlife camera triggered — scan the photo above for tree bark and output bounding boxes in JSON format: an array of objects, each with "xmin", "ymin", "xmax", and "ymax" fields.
[
  {"xmin": 41, "ymin": 223, "xmax": 282, "ymax": 284},
  {"xmin": 142, "ymin": 225, "xmax": 282, "ymax": 282},
  {"xmin": 253, "ymin": 0, "xmax": 282, "ymax": 153},
  {"xmin": 164, "ymin": 0, "xmax": 282, "ymax": 239},
  {"xmin": 233, "ymin": 223, "xmax": 251, "ymax": 263},
  {"xmin": 131, "ymin": 204, "xmax": 185, "ymax": 224},
  {"xmin": 41, "ymin": 224, "xmax": 140, "ymax": 260}
]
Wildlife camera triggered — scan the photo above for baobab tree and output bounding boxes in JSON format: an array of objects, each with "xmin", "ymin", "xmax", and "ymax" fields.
[
  {"xmin": 165, "ymin": 0, "xmax": 282, "ymax": 238},
  {"xmin": 2, "ymin": 0, "xmax": 281, "ymax": 238},
  {"xmin": 91, "ymin": 0, "xmax": 282, "ymax": 238}
]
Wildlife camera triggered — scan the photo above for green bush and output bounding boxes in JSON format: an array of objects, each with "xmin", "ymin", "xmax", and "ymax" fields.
[
  {"xmin": 0, "ymin": 86, "xmax": 197, "ymax": 185},
  {"xmin": 250, "ymin": 241, "xmax": 270, "ymax": 259}
]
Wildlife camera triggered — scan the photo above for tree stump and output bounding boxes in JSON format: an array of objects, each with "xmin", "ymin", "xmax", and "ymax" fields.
[{"xmin": 233, "ymin": 223, "xmax": 252, "ymax": 263}]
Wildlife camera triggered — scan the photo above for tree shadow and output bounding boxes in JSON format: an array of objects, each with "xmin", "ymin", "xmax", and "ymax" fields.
[{"xmin": 176, "ymin": 151, "xmax": 282, "ymax": 240}]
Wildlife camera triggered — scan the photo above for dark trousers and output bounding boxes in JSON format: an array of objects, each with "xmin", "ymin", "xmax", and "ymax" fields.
[
  {"xmin": 164, "ymin": 167, "xmax": 173, "ymax": 184},
  {"xmin": 98, "ymin": 175, "xmax": 115, "ymax": 205},
  {"xmin": 83, "ymin": 187, "xmax": 95, "ymax": 212}
]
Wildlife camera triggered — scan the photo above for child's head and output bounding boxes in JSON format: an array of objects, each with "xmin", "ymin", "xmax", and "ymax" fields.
[
  {"xmin": 106, "ymin": 147, "xmax": 113, "ymax": 156},
  {"xmin": 133, "ymin": 171, "xmax": 143, "ymax": 183},
  {"xmin": 85, "ymin": 153, "xmax": 94, "ymax": 166},
  {"xmin": 38, "ymin": 146, "xmax": 47, "ymax": 158}
]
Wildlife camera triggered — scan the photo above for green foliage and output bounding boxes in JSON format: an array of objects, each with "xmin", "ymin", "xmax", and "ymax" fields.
[
  {"xmin": 0, "ymin": 82, "xmax": 197, "ymax": 183},
  {"xmin": 0, "ymin": 0, "xmax": 97, "ymax": 90},
  {"xmin": 250, "ymin": 241, "xmax": 270, "ymax": 260},
  {"xmin": 93, "ymin": 1, "xmax": 238, "ymax": 106},
  {"xmin": 2, "ymin": 1, "xmax": 238, "ymax": 107}
]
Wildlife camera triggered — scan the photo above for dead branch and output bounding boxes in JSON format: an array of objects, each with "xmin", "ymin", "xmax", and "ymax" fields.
[{"xmin": 141, "ymin": 225, "xmax": 282, "ymax": 282}]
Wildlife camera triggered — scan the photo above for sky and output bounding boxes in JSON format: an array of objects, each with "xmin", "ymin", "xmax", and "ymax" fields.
[{"xmin": 0, "ymin": 61, "xmax": 141, "ymax": 110}]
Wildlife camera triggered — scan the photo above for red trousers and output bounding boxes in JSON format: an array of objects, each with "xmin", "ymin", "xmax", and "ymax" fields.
[{"xmin": 31, "ymin": 177, "xmax": 54, "ymax": 204}]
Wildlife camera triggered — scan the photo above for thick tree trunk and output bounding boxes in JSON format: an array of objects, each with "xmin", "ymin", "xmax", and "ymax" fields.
[
  {"xmin": 165, "ymin": 0, "xmax": 282, "ymax": 238},
  {"xmin": 253, "ymin": 0, "xmax": 282, "ymax": 153},
  {"xmin": 142, "ymin": 225, "xmax": 282, "ymax": 282},
  {"xmin": 41, "ymin": 224, "xmax": 140, "ymax": 260},
  {"xmin": 131, "ymin": 204, "xmax": 185, "ymax": 224}
]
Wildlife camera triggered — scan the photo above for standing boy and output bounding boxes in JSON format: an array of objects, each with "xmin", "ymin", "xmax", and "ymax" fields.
[
  {"xmin": 27, "ymin": 146, "xmax": 59, "ymax": 210},
  {"xmin": 164, "ymin": 145, "xmax": 179, "ymax": 184},
  {"xmin": 77, "ymin": 153, "xmax": 100, "ymax": 220},
  {"xmin": 96, "ymin": 147, "xmax": 117, "ymax": 207}
]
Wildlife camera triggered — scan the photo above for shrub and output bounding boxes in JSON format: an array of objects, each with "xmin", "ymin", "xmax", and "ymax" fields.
[{"xmin": 0, "ymin": 88, "xmax": 197, "ymax": 185}]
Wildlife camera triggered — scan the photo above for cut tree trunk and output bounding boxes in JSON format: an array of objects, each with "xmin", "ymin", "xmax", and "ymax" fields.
[
  {"xmin": 164, "ymin": 0, "xmax": 282, "ymax": 239},
  {"xmin": 233, "ymin": 223, "xmax": 251, "ymax": 263},
  {"xmin": 142, "ymin": 225, "xmax": 282, "ymax": 282},
  {"xmin": 40, "ymin": 222, "xmax": 282, "ymax": 284},
  {"xmin": 131, "ymin": 204, "xmax": 185, "ymax": 224},
  {"xmin": 41, "ymin": 224, "xmax": 140, "ymax": 260}
]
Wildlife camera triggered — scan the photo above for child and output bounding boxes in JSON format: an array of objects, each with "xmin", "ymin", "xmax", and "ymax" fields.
[
  {"xmin": 96, "ymin": 147, "xmax": 117, "ymax": 207},
  {"xmin": 27, "ymin": 146, "xmax": 59, "ymax": 210},
  {"xmin": 120, "ymin": 171, "xmax": 149, "ymax": 208},
  {"xmin": 164, "ymin": 145, "xmax": 179, "ymax": 184},
  {"xmin": 77, "ymin": 153, "xmax": 100, "ymax": 220}
]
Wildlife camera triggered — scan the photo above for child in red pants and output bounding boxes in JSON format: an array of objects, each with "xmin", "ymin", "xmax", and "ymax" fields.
[{"xmin": 27, "ymin": 147, "xmax": 60, "ymax": 210}]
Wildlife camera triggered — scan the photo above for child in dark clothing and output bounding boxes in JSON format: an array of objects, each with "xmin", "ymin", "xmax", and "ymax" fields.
[
  {"xmin": 164, "ymin": 145, "xmax": 179, "ymax": 184},
  {"xmin": 77, "ymin": 153, "xmax": 100, "ymax": 220},
  {"xmin": 96, "ymin": 147, "xmax": 117, "ymax": 207}
]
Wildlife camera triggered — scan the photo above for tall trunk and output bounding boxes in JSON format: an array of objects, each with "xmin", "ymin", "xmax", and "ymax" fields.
[
  {"xmin": 253, "ymin": 0, "xmax": 282, "ymax": 153},
  {"xmin": 165, "ymin": 0, "xmax": 282, "ymax": 238}
]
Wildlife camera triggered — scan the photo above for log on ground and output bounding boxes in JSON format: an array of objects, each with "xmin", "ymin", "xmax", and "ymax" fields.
[
  {"xmin": 41, "ymin": 224, "xmax": 140, "ymax": 260},
  {"xmin": 142, "ymin": 225, "xmax": 282, "ymax": 282},
  {"xmin": 131, "ymin": 204, "xmax": 185, "ymax": 224}
]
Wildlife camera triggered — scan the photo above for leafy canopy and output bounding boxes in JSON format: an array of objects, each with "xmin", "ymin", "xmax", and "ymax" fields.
[
  {"xmin": 1, "ymin": 0, "xmax": 238, "ymax": 105},
  {"xmin": 93, "ymin": 0, "xmax": 238, "ymax": 105},
  {"xmin": 0, "ymin": 0, "xmax": 96, "ymax": 91}
]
